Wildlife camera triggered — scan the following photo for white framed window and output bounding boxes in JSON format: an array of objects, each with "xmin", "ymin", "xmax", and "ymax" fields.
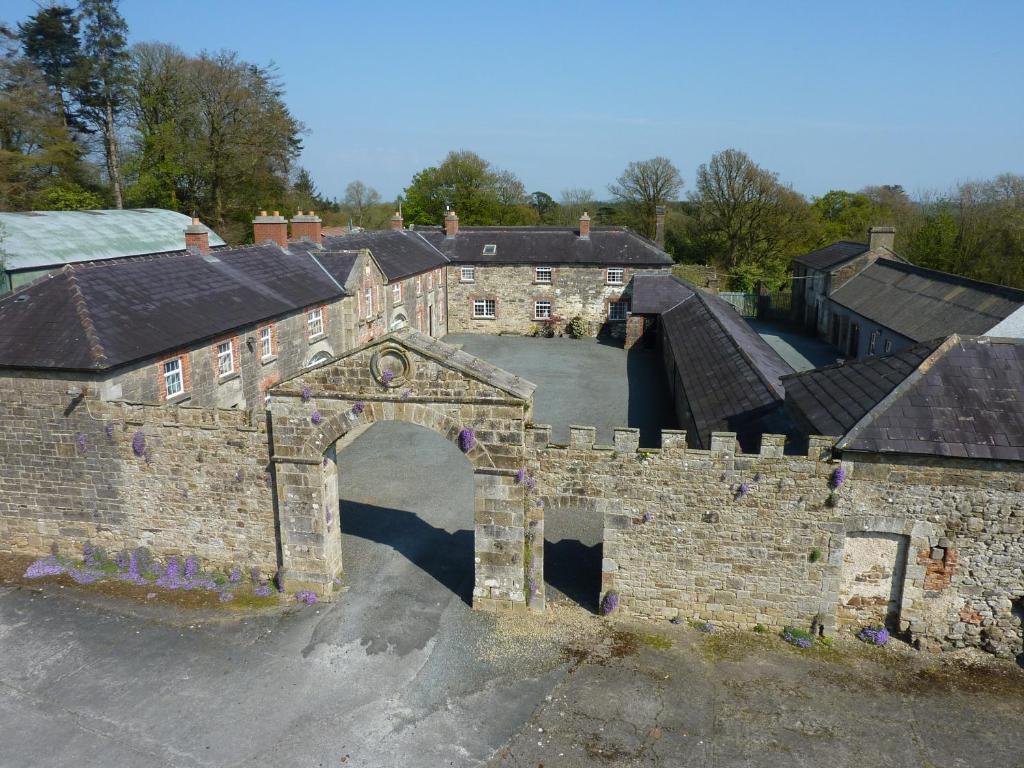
[
  {"xmin": 607, "ymin": 267, "xmax": 624, "ymax": 285},
  {"xmin": 868, "ymin": 330, "xmax": 878, "ymax": 355},
  {"xmin": 535, "ymin": 266, "xmax": 552, "ymax": 284},
  {"xmin": 217, "ymin": 340, "xmax": 235, "ymax": 377},
  {"xmin": 365, "ymin": 288, "xmax": 373, "ymax": 319},
  {"xmin": 393, "ymin": 282, "xmax": 402, "ymax": 303},
  {"xmin": 608, "ymin": 299, "xmax": 630, "ymax": 321},
  {"xmin": 482, "ymin": 244, "xmax": 497, "ymax": 256},
  {"xmin": 163, "ymin": 357, "xmax": 183, "ymax": 398},
  {"xmin": 416, "ymin": 276, "xmax": 422, "ymax": 296},
  {"xmin": 307, "ymin": 307, "xmax": 324, "ymax": 337},
  {"xmin": 260, "ymin": 326, "xmax": 273, "ymax": 359},
  {"xmin": 884, "ymin": 339, "xmax": 893, "ymax": 353},
  {"xmin": 473, "ymin": 299, "xmax": 496, "ymax": 319},
  {"xmin": 534, "ymin": 300, "xmax": 552, "ymax": 320},
  {"xmin": 461, "ymin": 266, "xmax": 475, "ymax": 282}
]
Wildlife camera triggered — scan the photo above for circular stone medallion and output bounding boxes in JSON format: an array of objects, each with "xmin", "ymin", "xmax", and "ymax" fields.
[{"xmin": 370, "ymin": 345, "xmax": 413, "ymax": 388}]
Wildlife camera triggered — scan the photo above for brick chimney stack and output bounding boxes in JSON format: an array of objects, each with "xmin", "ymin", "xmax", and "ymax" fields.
[
  {"xmin": 253, "ymin": 210, "xmax": 288, "ymax": 248},
  {"xmin": 444, "ymin": 209, "xmax": 459, "ymax": 238},
  {"xmin": 390, "ymin": 211, "xmax": 404, "ymax": 231},
  {"xmin": 579, "ymin": 211, "xmax": 591, "ymax": 239},
  {"xmin": 184, "ymin": 216, "xmax": 210, "ymax": 255},
  {"xmin": 655, "ymin": 205, "xmax": 666, "ymax": 248},
  {"xmin": 290, "ymin": 210, "xmax": 322, "ymax": 244},
  {"xmin": 868, "ymin": 226, "xmax": 896, "ymax": 252}
]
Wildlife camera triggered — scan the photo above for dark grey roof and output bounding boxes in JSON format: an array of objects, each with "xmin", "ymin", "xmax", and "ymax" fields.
[
  {"xmin": 0, "ymin": 244, "xmax": 357, "ymax": 371},
  {"xmin": 785, "ymin": 336, "xmax": 1024, "ymax": 461},
  {"xmin": 782, "ymin": 338, "xmax": 944, "ymax": 437},
  {"xmin": 829, "ymin": 260, "xmax": 1024, "ymax": 341},
  {"xmin": 419, "ymin": 226, "xmax": 672, "ymax": 266},
  {"xmin": 792, "ymin": 241, "xmax": 869, "ymax": 271},
  {"xmin": 660, "ymin": 281, "xmax": 793, "ymax": 449},
  {"xmin": 631, "ymin": 273, "xmax": 694, "ymax": 314},
  {"xmin": 320, "ymin": 230, "xmax": 447, "ymax": 282}
]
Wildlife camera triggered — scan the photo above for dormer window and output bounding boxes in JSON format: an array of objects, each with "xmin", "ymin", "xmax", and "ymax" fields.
[{"xmin": 482, "ymin": 244, "xmax": 497, "ymax": 256}]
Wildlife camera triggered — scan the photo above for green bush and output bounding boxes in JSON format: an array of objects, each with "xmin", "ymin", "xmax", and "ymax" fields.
[{"xmin": 567, "ymin": 316, "xmax": 587, "ymax": 338}]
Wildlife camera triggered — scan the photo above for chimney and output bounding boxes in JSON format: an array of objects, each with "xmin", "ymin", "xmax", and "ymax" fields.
[
  {"xmin": 654, "ymin": 205, "xmax": 666, "ymax": 248},
  {"xmin": 868, "ymin": 226, "xmax": 895, "ymax": 252},
  {"xmin": 444, "ymin": 209, "xmax": 459, "ymax": 238},
  {"xmin": 184, "ymin": 216, "xmax": 210, "ymax": 255},
  {"xmin": 290, "ymin": 210, "xmax": 322, "ymax": 244},
  {"xmin": 390, "ymin": 211, "xmax": 404, "ymax": 231},
  {"xmin": 579, "ymin": 211, "xmax": 591, "ymax": 239},
  {"xmin": 253, "ymin": 210, "xmax": 288, "ymax": 248}
]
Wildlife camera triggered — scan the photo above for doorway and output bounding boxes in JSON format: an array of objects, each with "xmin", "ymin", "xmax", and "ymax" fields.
[{"xmin": 838, "ymin": 532, "xmax": 909, "ymax": 630}]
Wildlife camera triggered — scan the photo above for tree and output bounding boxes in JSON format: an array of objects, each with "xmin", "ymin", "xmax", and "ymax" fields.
[
  {"xmin": 75, "ymin": 0, "xmax": 129, "ymax": 207},
  {"xmin": 402, "ymin": 150, "xmax": 529, "ymax": 226},
  {"xmin": 811, "ymin": 190, "xmax": 879, "ymax": 245},
  {"xmin": 608, "ymin": 157, "xmax": 683, "ymax": 238},
  {"xmin": 689, "ymin": 149, "xmax": 817, "ymax": 289},
  {"xmin": 17, "ymin": 5, "xmax": 81, "ymax": 130},
  {"xmin": 341, "ymin": 180, "xmax": 380, "ymax": 227},
  {"xmin": 529, "ymin": 191, "xmax": 557, "ymax": 223},
  {"xmin": 557, "ymin": 187, "xmax": 595, "ymax": 225},
  {"xmin": 290, "ymin": 167, "xmax": 320, "ymax": 212}
]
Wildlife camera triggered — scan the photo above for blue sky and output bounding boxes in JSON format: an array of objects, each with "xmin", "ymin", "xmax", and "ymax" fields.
[{"xmin": 6, "ymin": 0, "xmax": 1023, "ymax": 202}]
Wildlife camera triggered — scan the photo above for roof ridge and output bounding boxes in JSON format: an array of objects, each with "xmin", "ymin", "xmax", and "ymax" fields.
[
  {"xmin": 64, "ymin": 268, "xmax": 109, "ymax": 367},
  {"xmin": 835, "ymin": 334, "xmax": 960, "ymax": 451}
]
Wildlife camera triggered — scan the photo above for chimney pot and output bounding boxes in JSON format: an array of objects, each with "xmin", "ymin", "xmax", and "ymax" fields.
[
  {"xmin": 253, "ymin": 210, "xmax": 289, "ymax": 248},
  {"xmin": 444, "ymin": 209, "xmax": 459, "ymax": 238},
  {"xmin": 390, "ymin": 211, "xmax": 404, "ymax": 231},
  {"xmin": 579, "ymin": 211, "xmax": 591, "ymax": 239},
  {"xmin": 184, "ymin": 217, "xmax": 211, "ymax": 255},
  {"xmin": 289, "ymin": 210, "xmax": 323, "ymax": 245}
]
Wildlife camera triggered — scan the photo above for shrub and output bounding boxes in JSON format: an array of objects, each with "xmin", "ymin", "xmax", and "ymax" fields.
[
  {"xmin": 458, "ymin": 428, "xmax": 476, "ymax": 453},
  {"xmin": 753, "ymin": 623, "xmax": 768, "ymax": 634},
  {"xmin": 567, "ymin": 316, "xmax": 587, "ymax": 338},
  {"xmin": 600, "ymin": 590, "xmax": 620, "ymax": 615},
  {"xmin": 857, "ymin": 625, "xmax": 890, "ymax": 646},
  {"xmin": 782, "ymin": 625, "xmax": 814, "ymax": 649},
  {"xmin": 310, "ymin": 410, "xmax": 322, "ymax": 425},
  {"xmin": 809, "ymin": 548, "xmax": 822, "ymax": 563},
  {"xmin": 830, "ymin": 466, "xmax": 846, "ymax": 490},
  {"xmin": 295, "ymin": 590, "xmax": 318, "ymax": 606}
]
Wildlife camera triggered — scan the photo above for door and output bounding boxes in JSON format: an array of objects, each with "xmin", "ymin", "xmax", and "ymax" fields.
[
  {"xmin": 838, "ymin": 532, "xmax": 908, "ymax": 630},
  {"xmin": 848, "ymin": 324, "xmax": 860, "ymax": 358}
]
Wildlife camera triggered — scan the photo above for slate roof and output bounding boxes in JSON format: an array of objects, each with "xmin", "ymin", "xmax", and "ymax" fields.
[
  {"xmin": 0, "ymin": 243, "xmax": 357, "ymax": 371},
  {"xmin": 829, "ymin": 260, "xmax": 1024, "ymax": 341},
  {"xmin": 631, "ymin": 273, "xmax": 694, "ymax": 314},
  {"xmin": 419, "ymin": 226, "xmax": 672, "ymax": 266},
  {"xmin": 785, "ymin": 335, "xmax": 1024, "ymax": 461},
  {"xmin": 792, "ymin": 241, "xmax": 870, "ymax": 271},
  {"xmin": 320, "ymin": 230, "xmax": 447, "ymax": 282},
  {"xmin": 657, "ymin": 276, "xmax": 793, "ymax": 448},
  {"xmin": 0, "ymin": 209, "xmax": 226, "ymax": 271}
]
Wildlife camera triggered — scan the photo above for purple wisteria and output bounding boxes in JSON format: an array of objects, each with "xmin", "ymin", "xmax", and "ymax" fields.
[
  {"xmin": 858, "ymin": 625, "xmax": 890, "ymax": 646},
  {"xmin": 400, "ymin": 389, "xmax": 412, "ymax": 400},
  {"xmin": 76, "ymin": 433, "xmax": 87, "ymax": 452},
  {"xmin": 24, "ymin": 556, "xmax": 64, "ymax": 578},
  {"xmin": 254, "ymin": 584, "xmax": 273, "ymax": 597},
  {"xmin": 295, "ymin": 590, "xmax": 318, "ymax": 606},
  {"xmin": 643, "ymin": 511, "xmax": 654, "ymax": 523},
  {"xmin": 601, "ymin": 591, "xmax": 620, "ymax": 616},
  {"xmin": 782, "ymin": 626, "xmax": 814, "ymax": 649},
  {"xmin": 311, "ymin": 410, "xmax": 322, "ymax": 425},
  {"xmin": 514, "ymin": 468, "xmax": 526, "ymax": 485},
  {"xmin": 735, "ymin": 483, "xmax": 750, "ymax": 501},
  {"xmin": 458, "ymin": 428, "xmax": 476, "ymax": 453},
  {"xmin": 351, "ymin": 401, "xmax": 365, "ymax": 416},
  {"xmin": 131, "ymin": 430, "xmax": 146, "ymax": 457},
  {"xmin": 830, "ymin": 466, "xmax": 846, "ymax": 490},
  {"xmin": 105, "ymin": 423, "xmax": 115, "ymax": 441},
  {"xmin": 381, "ymin": 369, "xmax": 394, "ymax": 385},
  {"xmin": 301, "ymin": 386, "xmax": 312, "ymax": 402}
]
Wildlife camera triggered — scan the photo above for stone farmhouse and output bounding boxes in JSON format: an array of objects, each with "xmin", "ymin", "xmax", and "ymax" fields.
[
  {"xmin": 0, "ymin": 210, "xmax": 1022, "ymax": 659},
  {"xmin": 791, "ymin": 226, "xmax": 1024, "ymax": 358}
]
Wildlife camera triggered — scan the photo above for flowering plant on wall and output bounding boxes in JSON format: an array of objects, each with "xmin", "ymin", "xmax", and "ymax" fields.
[
  {"xmin": 131, "ymin": 430, "xmax": 146, "ymax": 457},
  {"xmin": 857, "ymin": 625, "xmax": 890, "ymax": 646},
  {"xmin": 458, "ymin": 428, "xmax": 476, "ymax": 453},
  {"xmin": 600, "ymin": 590, "xmax": 619, "ymax": 615},
  {"xmin": 301, "ymin": 386, "xmax": 312, "ymax": 402},
  {"xmin": 826, "ymin": 466, "xmax": 846, "ymax": 507},
  {"xmin": 782, "ymin": 625, "xmax": 814, "ymax": 649},
  {"xmin": 351, "ymin": 401, "xmax": 365, "ymax": 416},
  {"xmin": 734, "ymin": 483, "xmax": 750, "ymax": 501},
  {"xmin": 311, "ymin": 410, "xmax": 322, "ymax": 426},
  {"xmin": 381, "ymin": 369, "xmax": 394, "ymax": 385}
]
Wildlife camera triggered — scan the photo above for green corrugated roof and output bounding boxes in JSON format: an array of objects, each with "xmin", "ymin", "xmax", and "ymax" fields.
[{"xmin": 0, "ymin": 209, "xmax": 226, "ymax": 271}]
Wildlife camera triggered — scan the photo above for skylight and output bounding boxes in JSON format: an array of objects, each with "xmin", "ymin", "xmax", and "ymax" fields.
[{"xmin": 482, "ymin": 244, "xmax": 497, "ymax": 256}]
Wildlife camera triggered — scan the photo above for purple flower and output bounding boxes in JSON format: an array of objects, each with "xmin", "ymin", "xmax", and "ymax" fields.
[
  {"xmin": 229, "ymin": 567, "xmax": 241, "ymax": 584},
  {"xmin": 535, "ymin": 499, "xmax": 544, "ymax": 508},
  {"xmin": 830, "ymin": 466, "xmax": 846, "ymax": 490},
  {"xmin": 25, "ymin": 556, "xmax": 64, "ymax": 578},
  {"xmin": 76, "ymin": 433, "xmax": 87, "ymax": 452},
  {"xmin": 301, "ymin": 386, "xmax": 312, "ymax": 402},
  {"xmin": 643, "ymin": 511, "xmax": 654, "ymax": 523},
  {"xmin": 325, "ymin": 507, "xmax": 333, "ymax": 525},
  {"xmin": 131, "ymin": 430, "xmax": 146, "ymax": 457},
  {"xmin": 351, "ymin": 401, "xmax": 365, "ymax": 415},
  {"xmin": 158, "ymin": 557, "xmax": 182, "ymax": 589},
  {"xmin": 382, "ymin": 369, "xmax": 394, "ymax": 385},
  {"xmin": 82, "ymin": 542, "xmax": 97, "ymax": 567},
  {"xmin": 525, "ymin": 476, "xmax": 537, "ymax": 492},
  {"xmin": 601, "ymin": 591, "xmax": 619, "ymax": 615},
  {"xmin": 514, "ymin": 468, "xmax": 526, "ymax": 485},
  {"xmin": 311, "ymin": 410, "xmax": 322, "ymax": 425},
  {"xmin": 105, "ymin": 423, "xmax": 115, "ymax": 441},
  {"xmin": 735, "ymin": 483, "xmax": 750, "ymax": 500},
  {"xmin": 699, "ymin": 622, "xmax": 714, "ymax": 634},
  {"xmin": 797, "ymin": 638, "xmax": 811, "ymax": 649},
  {"xmin": 858, "ymin": 625, "xmax": 890, "ymax": 646},
  {"xmin": 115, "ymin": 550, "xmax": 129, "ymax": 571},
  {"xmin": 68, "ymin": 568, "xmax": 102, "ymax": 584},
  {"xmin": 400, "ymin": 389, "xmax": 412, "ymax": 400},
  {"xmin": 184, "ymin": 557, "xmax": 199, "ymax": 579},
  {"xmin": 754, "ymin": 473, "xmax": 765, "ymax": 483},
  {"xmin": 295, "ymin": 590, "xmax": 318, "ymax": 606},
  {"xmin": 458, "ymin": 428, "xmax": 476, "ymax": 453},
  {"xmin": 250, "ymin": 567, "xmax": 262, "ymax": 584},
  {"xmin": 219, "ymin": 592, "xmax": 234, "ymax": 603},
  {"xmin": 254, "ymin": 585, "xmax": 273, "ymax": 597}
]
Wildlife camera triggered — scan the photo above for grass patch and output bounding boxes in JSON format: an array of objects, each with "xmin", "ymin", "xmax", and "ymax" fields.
[{"xmin": 638, "ymin": 633, "xmax": 673, "ymax": 650}]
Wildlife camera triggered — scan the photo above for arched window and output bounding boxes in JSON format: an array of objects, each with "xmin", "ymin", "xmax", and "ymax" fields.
[
  {"xmin": 306, "ymin": 350, "xmax": 333, "ymax": 368},
  {"xmin": 390, "ymin": 313, "xmax": 408, "ymax": 331}
]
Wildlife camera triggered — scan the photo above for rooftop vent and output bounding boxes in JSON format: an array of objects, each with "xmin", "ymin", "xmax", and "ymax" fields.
[{"xmin": 482, "ymin": 244, "xmax": 497, "ymax": 256}]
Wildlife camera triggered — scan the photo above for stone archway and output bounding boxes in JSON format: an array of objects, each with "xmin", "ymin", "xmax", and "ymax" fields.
[{"xmin": 268, "ymin": 329, "xmax": 543, "ymax": 613}]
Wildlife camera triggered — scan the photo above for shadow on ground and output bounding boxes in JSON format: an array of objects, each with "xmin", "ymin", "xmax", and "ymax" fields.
[
  {"xmin": 341, "ymin": 500, "xmax": 474, "ymax": 607},
  {"xmin": 626, "ymin": 345, "xmax": 677, "ymax": 447},
  {"xmin": 544, "ymin": 538, "xmax": 601, "ymax": 613}
]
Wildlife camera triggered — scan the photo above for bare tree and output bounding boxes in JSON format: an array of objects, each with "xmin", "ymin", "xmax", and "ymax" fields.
[
  {"xmin": 342, "ymin": 180, "xmax": 380, "ymax": 227},
  {"xmin": 557, "ymin": 187, "xmax": 595, "ymax": 225},
  {"xmin": 608, "ymin": 157, "xmax": 683, "ymax": 237}
]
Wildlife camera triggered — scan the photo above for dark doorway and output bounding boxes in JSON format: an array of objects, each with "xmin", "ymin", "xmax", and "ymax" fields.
[{"xmin": 543, "ymin": 500, "xmax": 603, "ymax": 612}]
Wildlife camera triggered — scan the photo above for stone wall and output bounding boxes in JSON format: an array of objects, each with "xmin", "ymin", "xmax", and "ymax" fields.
[
  {"xmin": 446, "ymin": 265, "xmax": 666, "ymax": 336},
  {"xmin": 0, "ymin": 372, "xmax": 276, "ymax": 572},
  {"xmin": 526, "ymin": 425, "xmax": 1024, "ymax": 654}
]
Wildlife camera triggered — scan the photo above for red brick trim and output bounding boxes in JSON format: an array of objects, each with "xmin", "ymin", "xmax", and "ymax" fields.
[{"xmin": 157, "ymin": 351, "xmax": 191, "ymax": 401}]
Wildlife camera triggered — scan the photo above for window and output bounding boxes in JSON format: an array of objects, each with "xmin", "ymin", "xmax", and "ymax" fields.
[
  {"xmin": 461, "ymin": 266, "xmax": 475, "ymax": 282},
  {"xmin": 535, "ymin": 266, "xmax": 552, "ymax": 284},
  {"xmin": 482, "ymin": 244, "xmax": 497, "ymax": 256},
  {"xmin": 393, "ymin": 282, "xmax": 402, "ymax": 303},
  {"xmin": 534, "ymin": 300, "xmax": 552, "ymax": 320},
  {"xmin": 163, "ymin": 358, "xmax": 183, "ymax": 398},
  {"xmin": 607, "ymin": 267, "xmax": 624, "ymax": 285},
  {"xmin": 473, "ymin": 299, "xmax": 496, "ymax": 319},
  {"xmin": 216, "ymin": 340, "xmax": 235, "ymax": 377},
  {"xmin": 259, "ymin": 326, "xmax": 274, "ymax": 359},
  {"xmin": 416, "ymin": 276, "xmax": 422, "ymax": 296},
  {"xmin": 608, "ymin": 299, "xmax": 630, "ymax": 321},
  {"xmin": 307, "ymin": 307, "xmax": 324, "ymax": 337},
  {"xmin": 868, "ymin": 330, "xmax": 879, "ymax": 355},
  {"xmin": 884, "ymin": 339, "xmax": 893, "ymax": 353},
  {"xmin": 365, "ymin": 288, "xmax": 373, "ymax": 319},
  {"xmin": 427, "ymin": 272, "xmax": 433, "ymax": 291}
]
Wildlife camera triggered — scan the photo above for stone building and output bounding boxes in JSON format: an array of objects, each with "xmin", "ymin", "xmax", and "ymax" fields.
[{"xmin": 417, "ymin": 211, "xmax": 672, "ymax": 336}]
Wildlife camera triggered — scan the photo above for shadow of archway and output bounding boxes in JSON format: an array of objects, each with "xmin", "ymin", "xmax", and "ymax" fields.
[{"xmin": 544, "ymin": 538, "xmax": 601, "ymax": 614}]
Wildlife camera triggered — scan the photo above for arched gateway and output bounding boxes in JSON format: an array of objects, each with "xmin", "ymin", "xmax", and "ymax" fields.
[{"xmin": 268, "ymin": 329, "xmax": 543, "ymax": 613}]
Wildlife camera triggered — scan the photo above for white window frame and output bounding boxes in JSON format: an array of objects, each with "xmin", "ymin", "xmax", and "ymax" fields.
[
  {"xmin": 535, "ymin": 266, "xmax": 552, "ymax": 284},
  {"xmin": 393, "ymin": 282, "xmax": 402, "ymax": 303},
  {"xmin": 534, "ymin": 300, "xmax": 552, "ymax": 320},
  {"xmin": 607, "ymin": 267, "xmax": 625, "ymax": 285},
  {"xmin": 884, "ymin": 339, "xmax": 893, "ymax": 353},
  {"xmin": 608, "ymin": 299, "xmax": 630, "ymax": 321},
  {"xmin": 482, "ymin": 244, "xmax": 497, "ymax": 256},
  {"xmin": 307, "ymin": 307, "xmax": 324, "ymax": 338},
  {"xmin": 460, "ymin": 266, "xmax": 475, "ymax": 283},
  {"xmin": 163, "ymin": 357, "xmax": 183, "ymax": 398},
  {"xmin": 216, "ymin": 340, "xmax": 235, "ymax": 377},
  {"xmin": 365, "ymin": 288, "xmax": 373, "ymax": 319},
  {"xmin": 473, "ymin": 299, "xmax": 496, "ymax": 319},
  {"xmin": 259, "ymin": 326, "xmax": 273, "ymax": 359}
]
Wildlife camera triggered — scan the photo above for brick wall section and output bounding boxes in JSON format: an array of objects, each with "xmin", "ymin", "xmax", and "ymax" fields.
[
  {"xmin": 526, "ymin": 425, "xmax": 1024, "ymax": 655},
  {"xmin": 445, "ymin": 264, "xmax": 668, "ymax": 336},
  {"xmin": 0, "ymin": 372, "xmax": 276, "ymax": 572}
]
